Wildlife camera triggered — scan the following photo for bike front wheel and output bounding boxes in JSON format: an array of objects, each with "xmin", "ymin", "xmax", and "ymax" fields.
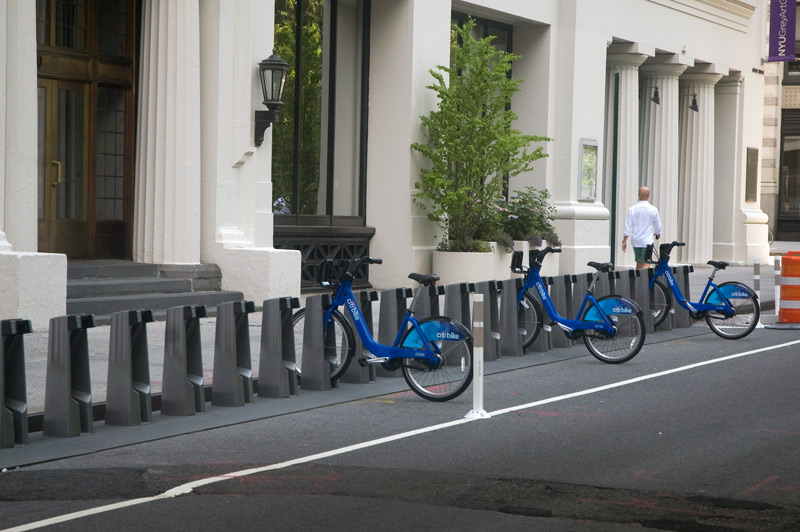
[
  {"xmin": 400, "ymin": 317, "xmax": 474, "ymax": 402},
  {"xmin": 703, "ymin": 282, "xmax": 760, "ymax": 340},
  {"xmin": 650, "ymin": 278, "xmax": 671, "ymax": 328},
  {"xmin": 580, "ymin": 296, "xmax": 646, "ymax": 364},
  {"xmin": 519, "ymin": 291, "xmax": 544, "ymax": 350},
  {"xmin": 292, "ymin": 307, "xmax": 355, "ymax": 382}
]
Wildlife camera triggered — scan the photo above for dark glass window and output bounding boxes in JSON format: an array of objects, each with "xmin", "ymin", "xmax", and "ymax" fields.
[
  {"xmin": 98, "ymin": 0, "xmax": 128, "ymax": 58},
  {"xmin": 273, "ymin": 0, "xmax": 370, "ymax": 226}
]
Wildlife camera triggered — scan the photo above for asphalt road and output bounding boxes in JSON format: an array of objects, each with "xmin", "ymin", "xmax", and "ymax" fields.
[{"xmin": 1, "ymin": 325, "xmax": 799, "ymax": 531}]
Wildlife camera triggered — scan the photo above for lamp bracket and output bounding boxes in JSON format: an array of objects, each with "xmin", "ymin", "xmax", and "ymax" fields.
[{"xmin": 254, "ymin": 109, "xmax": 280, "ymax": 147}]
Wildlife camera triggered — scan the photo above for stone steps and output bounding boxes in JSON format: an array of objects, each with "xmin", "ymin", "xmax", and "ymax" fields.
[{"xmin": 66, "ymin": 260, "xmax": 245, "ymax": 323}]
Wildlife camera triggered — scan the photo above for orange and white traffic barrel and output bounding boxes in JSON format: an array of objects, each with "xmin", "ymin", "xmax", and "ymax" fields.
[{"xmin": 779, "ymin": 251, "xmax": 800, "ymax": 323}]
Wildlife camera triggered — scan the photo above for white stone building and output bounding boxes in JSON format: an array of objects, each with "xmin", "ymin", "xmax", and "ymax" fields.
[{"xmin": 0, "ymin": 0, "xmax": 770, "ymax": 329}]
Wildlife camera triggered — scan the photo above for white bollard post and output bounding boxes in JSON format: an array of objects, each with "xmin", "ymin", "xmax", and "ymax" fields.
[
  {"xmin": 465, "ymin": 293, "xmax": 490, "ymax": 419},
  {"xmin": 754, "ymin": 259, "xmax": 766, "ymax": 328},
  {"xmin": 753, "ymin": 259, "xmax": 760, "ymax": 300}
]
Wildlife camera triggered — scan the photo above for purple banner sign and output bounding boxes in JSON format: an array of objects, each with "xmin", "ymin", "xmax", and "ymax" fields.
[{"xmin": 769, "ymin": 0, "xmax": 797, "ymax": 62}]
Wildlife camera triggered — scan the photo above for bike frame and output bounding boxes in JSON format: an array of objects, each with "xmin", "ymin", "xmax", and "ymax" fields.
[
  {"xmin": 324, "ymin": 279, "xmax": 445, "ymax": 365},
  {"xmin": 649, "ymin": 256, "xmax": 734, "ymax": 317},
  {"xmin": 520, "ymin": 266, "xmax": 617, "ymax": 335}
]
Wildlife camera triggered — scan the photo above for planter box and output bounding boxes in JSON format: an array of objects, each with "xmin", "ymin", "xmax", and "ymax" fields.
[
  {"xmin": 432, "ymin": 248, "xmax": 494, "ymax": 285},
  {"xmin": 432, "ymin": 241, "xmax": 559, "ymax": 285}
]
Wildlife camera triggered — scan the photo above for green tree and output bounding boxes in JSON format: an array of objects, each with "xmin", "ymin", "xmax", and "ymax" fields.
[{"xmin": 412, "ymin": 18, "xmax": 550, "ymax": 252}]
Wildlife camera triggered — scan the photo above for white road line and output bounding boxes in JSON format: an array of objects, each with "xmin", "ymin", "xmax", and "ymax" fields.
[{"xmin": 4, "ymin": 338, "xmax": 799, "ymax": 532}]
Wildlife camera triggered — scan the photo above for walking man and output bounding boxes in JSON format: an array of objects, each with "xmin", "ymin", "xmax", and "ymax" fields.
[{"xmin": 621, "ymin": 186, "xmax": 662, "ymax": 270}]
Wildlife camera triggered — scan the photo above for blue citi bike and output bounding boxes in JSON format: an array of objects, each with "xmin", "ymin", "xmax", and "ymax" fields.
[
  {"xmin": 648, "ymin": 241, "xmax": 760, "ymax": 339},
  {"xmin": 292, "ymin": 256, "xmax": 474, "ymax": 401},
  {"xmin": 509, "ymin": 247, "xmax": 646, "ymax": 364}
]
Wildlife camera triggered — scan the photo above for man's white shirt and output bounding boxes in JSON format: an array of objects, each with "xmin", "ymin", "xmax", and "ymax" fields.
[{"xmin": 624, "ymin": 201, "xmax": 662, "ymax": 247}]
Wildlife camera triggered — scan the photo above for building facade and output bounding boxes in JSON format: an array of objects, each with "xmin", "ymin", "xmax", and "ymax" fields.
[
  {"xmin": 0, "ymin": 0, "xmax": 769, "ymax": 329},
  {"xmin": 763, "ymin": 1, "xmax": 800, "ymax": 242}
]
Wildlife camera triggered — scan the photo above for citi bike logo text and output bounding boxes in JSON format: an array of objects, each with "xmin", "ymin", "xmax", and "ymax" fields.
[
  {"xmin": 346, "ymin": 299, "xmax": 360, "ymax": 321},
  {"xmin": 731, "ymin": 290, "xmax": 748, "ymax": 298},
  {"xmin": 536, "ymin": 282, "xmax": 547, "ymax": 300},
  {"xmin": 436, "ymin": 331, "xmax": 461, "ymax": 340},
  {"xmin": 612, "ymin": 306, "xmax": 633, "ymax": 314}
]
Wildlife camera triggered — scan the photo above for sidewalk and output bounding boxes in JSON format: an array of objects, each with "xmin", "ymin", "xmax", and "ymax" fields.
[{"xmin": 1, "ymin": 243, "xmax": 796, "ymax": 468}]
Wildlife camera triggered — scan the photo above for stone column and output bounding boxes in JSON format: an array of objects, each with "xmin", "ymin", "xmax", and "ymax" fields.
[
  {"xmin": 713, "ymin": 74, "xmax": 770, "ymax": 263},
  {"xmin": 607, "ymin": 45, "xmax": 650, "ymax": 268},
  {"xmin": 0, "ymin": 1, "xmax": 66, "ymax": 330},
  {"xmin": 639, "ymin": 58, "xmax": 689, "ymax": 243},
  {"xmin": 134, "ymin": 0, "xmax": 202, "ymax": 264},
  {"xmin": 678, "ymin": 67, "xmax": 724, "ymax": 263}
]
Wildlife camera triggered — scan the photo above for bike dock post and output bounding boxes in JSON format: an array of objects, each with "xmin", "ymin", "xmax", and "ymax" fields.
[
  {"xmin": 595, "ymin": 270, "xmax": 612, "ymax": 299},
  {"xmin": 212, "ymin": 300, "xmax": 256, "ymax": 407},
  {"xmin": 499, "ymin": 278, "xmax": 524, "ymax": 357},
  {"xmin": 162, "ymin": 305, "xmax": 208, "ymax": 416},
  {"xmin": 341, "ymin": 290, "xmax": 379, "ymax": 384},
  {"xmin": 672, "ymin": 265, "xmax": 693, "ymax": 328},
  {"xmin": 416, "ymin": 284, "xmax": 445, "ymax": 319},
  {"xmin": 530, "ymin": 276, "xmax": 553, "ymax": 353},
  {"xmin": 106, "ymin": 309, "xmax": 154, "ymax": 426},
  {"xmin": 377, "ymin": 287, "xmax": 412, "ymax": 378},
  {"xmin": 1, "ymin": 319, "xmax": 32, "ymax": 447},
  {"xmin": 474, "ymin": 280, "xmax": 500, "ymax": 361},
  {"xmin": 258, "ymin": 296, "xmax": 300, "ymax": 398},
  {"xmin": 301, "ymin": 294, "xmax": 333, "ymax": 390},
  {"xmin": 616, "ymin": 269, "xmax": 634, "ymax": 300},
  {"xmin": 562, "ymin": 274, "xmax": 579, "ymax": 346},
  {"xmin": 632, "ymin": 270, "xmax": 655, "ymax": 333},
  {"xmin": 444, "ymin": 282, "xmax": 474, "ymax": 332},
  {"xmin": 43, "ymin": 314, "xmax": 96, "ymax": 437},
  {"xmin": 550, "ymin": 275, "xmax": 573, "ymax": 349}
]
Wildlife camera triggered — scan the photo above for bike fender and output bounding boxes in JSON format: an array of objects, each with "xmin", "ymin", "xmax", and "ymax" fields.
[
  {"xmin": 401, "ymin": 318, "xmax": 468, "ymax": 348},
  {"xmin": 706, "ymin": 282, "xmax": 757, "ymax": 304},
  {"xmin": 585, "ymin": 297, "xmax": 638, "ymax": 321}
]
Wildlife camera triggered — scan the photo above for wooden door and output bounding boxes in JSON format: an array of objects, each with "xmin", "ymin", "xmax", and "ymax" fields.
[{"xmin": 38, "ymin": 79, "xmax": 90, "ymax": 257}]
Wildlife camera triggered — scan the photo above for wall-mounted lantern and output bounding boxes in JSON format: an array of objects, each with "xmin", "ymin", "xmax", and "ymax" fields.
[{"xmin": 254, "ymin": 50, "xmax": 289, "ymax": 146}]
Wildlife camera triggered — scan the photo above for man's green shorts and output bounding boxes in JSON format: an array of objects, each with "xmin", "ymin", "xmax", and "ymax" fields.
[{"xmin": 633, "ymin": 246, "xmax": 648, "ymax": 264}]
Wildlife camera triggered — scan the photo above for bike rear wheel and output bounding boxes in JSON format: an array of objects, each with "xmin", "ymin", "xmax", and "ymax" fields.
[
  {"xmin": 650, "ymin": 278, "xmax": 671, "ymax": 328},
  {"xmin": 400, "ymin": 317, "xmax": 473, "ymax": 402},
  {"xmin": 703, "ymin": 282, "xmax": 760, "ymax": 340},
  {"xmin": 581, "ymin": 296, "xmax": 646, "ymax": 364},
  {"xmin": 292, "ymin": 307, "xmax": 355, "ymax": 382}
]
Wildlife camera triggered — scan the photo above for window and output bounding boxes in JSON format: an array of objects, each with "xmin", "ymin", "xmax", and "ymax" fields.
[
  {"xmin": 273, "ymin": 0, "xmax": 370, "ymax": 226},
  {"xmin": 36, "ymin": 0, "xmax": 89, "ymax": 51},
  {"xmin": 778, "ymin": 111, "xmax": 800, "ymax": 239},
  {"xmin": 96, "ymin": 86, "xmax": 126, "ymax": 220},
  {"xmin": 579, "ymin": 139, "xmax": 598, "ymax": 201}
]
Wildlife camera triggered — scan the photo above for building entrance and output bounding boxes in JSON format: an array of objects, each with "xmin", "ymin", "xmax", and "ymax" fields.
[{"xmin": 36, "ymin": 0, "xmax": 138, "ymax": 258}]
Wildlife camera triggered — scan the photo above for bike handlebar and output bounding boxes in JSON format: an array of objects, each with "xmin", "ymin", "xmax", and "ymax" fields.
[
  {"xmin": 317, "ymin": 256, "xmax": 382, "ymax": 287},
  {"xmin": 657, "ymin": 241, "xmax": 685, "ymax": 261},
  {"xmin": 528, "ymin": 246, "xmax": 562, "ymax": 269}
]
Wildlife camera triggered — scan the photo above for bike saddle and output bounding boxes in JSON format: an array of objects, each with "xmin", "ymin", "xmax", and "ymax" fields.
[
  {"xmin": 408, "ymin": 272, "xmax": 439, "ymax": 286},
  {"xmin": 587, "ymin": 261, "xmax": 613, "ymax": 273},
  {"xmin": 707, "ymin": 260, "xmax": 729, "ymax": 270}
]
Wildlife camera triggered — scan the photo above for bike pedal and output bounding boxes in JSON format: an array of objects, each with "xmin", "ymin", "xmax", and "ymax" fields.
[{"xmin": 543, "ymin": 323, "xmax": 553, "ymax": 332}]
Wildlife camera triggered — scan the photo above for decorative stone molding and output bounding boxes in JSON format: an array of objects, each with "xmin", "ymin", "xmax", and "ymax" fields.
[{"xmin": 647, "ymin": 0, "xmax": 756, "ymax": 31}]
